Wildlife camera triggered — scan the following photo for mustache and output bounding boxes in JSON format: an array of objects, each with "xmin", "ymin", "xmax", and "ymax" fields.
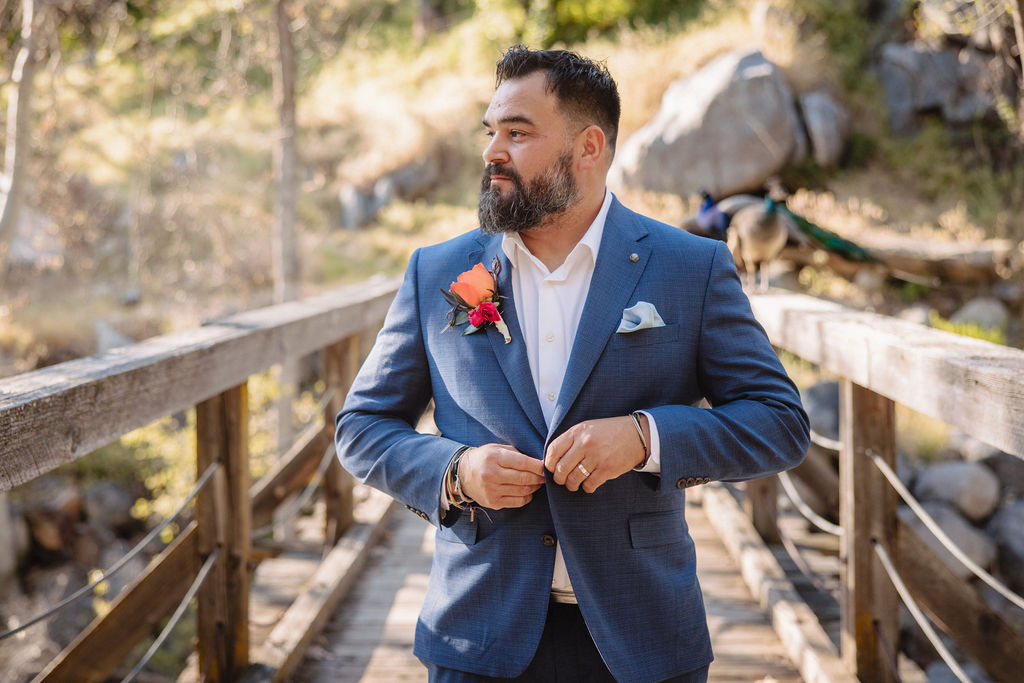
[{"xmin": 482, "ymin": 163, "xmax": 522, "ymax": 188}]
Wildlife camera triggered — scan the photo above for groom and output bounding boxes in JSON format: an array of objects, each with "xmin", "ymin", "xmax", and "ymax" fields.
[{"xmin": 336, "ymin": 46, "xmax": 809, "ymax": 683}]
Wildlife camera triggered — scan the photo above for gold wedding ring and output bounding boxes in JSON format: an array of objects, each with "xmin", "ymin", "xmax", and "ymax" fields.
[{"xmin": 577, "ymin": 463, "xmax": 591, "ymax": 478}]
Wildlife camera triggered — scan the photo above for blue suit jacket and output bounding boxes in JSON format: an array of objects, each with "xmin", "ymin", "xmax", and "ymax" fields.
[{"xmin": 336, "ymin": 197, "xmax": 809, "ymax": 682}]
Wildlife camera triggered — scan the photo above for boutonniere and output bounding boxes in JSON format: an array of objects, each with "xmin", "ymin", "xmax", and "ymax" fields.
[{"xmin": 441, "ymin": 259, "xmax": 512, "ymax": 343}]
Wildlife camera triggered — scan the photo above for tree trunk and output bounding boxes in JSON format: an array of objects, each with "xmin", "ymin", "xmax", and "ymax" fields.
[
  {"xmin": 0, "ymin": 0, "xmax": 41, "ymax": 277},
  {"xmin": 274, "ymin": 0, "xmax": 300, "ymax": 456},
  {"xmin": 1010, "ymin": 0, "xmax": 1024, "ymax": 141}
]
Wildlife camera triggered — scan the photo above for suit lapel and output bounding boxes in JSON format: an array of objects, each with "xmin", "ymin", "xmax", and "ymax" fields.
[
  {"xmin": 469, "ymin": 234, "xmax": 549, "ymax": 440},
  {"xmin": 551, "ymin": 200, "xmax": 651, "ymax": 435}
]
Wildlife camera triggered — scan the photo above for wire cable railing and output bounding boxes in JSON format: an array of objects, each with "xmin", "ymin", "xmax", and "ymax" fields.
[
  {"xmin": 866, "ymin": 449, "xmax": 1024, "ymax": 611},
  {"xmin": 874, "ymin": 540, "xmax": 971, "ymax": 683},
  {"xmin": 0, "ymin": 461, "xmax": 221, "ymax": 642},
  {"xmin": 120, "ymin": 546, "xmax": 222, "ymax": 683},
  {"xmin": 777, "ymin": 470, "xmax": 843, "ymax": 537},
  {"xmin": 808, "ymin": 427, "xmax": 842, "ymax": 452},
  {"xmin": 253, "ymin": 440, "xmax": 337, "ymax": 539}
]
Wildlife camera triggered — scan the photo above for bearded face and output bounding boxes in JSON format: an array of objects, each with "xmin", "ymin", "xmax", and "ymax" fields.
[{"xmin": 478, "ymin": 150, "xmax": 580, "ymax": 235}]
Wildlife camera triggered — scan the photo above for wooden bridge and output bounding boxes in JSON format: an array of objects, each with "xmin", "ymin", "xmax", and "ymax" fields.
[{"xmin": 1, "ymin": 278, "xmax": 1022, "ymax": 682}]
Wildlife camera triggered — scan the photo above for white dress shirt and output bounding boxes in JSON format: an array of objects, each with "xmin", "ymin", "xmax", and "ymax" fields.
[{"xmin": 502, "ymin": 189, "xmax": 661, "ymax": 599}]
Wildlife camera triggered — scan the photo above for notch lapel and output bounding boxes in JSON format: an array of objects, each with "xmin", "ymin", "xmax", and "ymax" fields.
[
  {"xmin": 469, "ymin": 236, "xmax": 548, "ymax": 440},
  {"xmin": 550, "ymin": 201, "xmax": 650, "ymax": 435}
]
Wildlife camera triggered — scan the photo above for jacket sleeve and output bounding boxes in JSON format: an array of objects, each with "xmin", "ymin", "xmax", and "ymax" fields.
[
  {"xmin": 648, "ymin": 241, "xmax": 809, "ymax": 492},
  {"xmin": 335, "ymin": 248, "xmax": 463, "ymax": 528}
]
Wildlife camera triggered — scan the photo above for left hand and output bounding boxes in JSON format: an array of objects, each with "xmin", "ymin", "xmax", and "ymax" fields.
[{"xmin": 544, "ymin": 415, "xmax": 646, "ymax": 493}]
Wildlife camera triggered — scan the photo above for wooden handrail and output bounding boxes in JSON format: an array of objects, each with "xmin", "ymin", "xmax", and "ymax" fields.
[{"xmin": 0, "ymin": 277, "xmax": 401, "ymax": 492}]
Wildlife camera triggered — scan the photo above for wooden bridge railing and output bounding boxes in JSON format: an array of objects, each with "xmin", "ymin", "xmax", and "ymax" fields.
[
  {"xmin": 0, "ymin": 276, "xmax": 400, "ymax": 681},
  {"xmin": 747, "ymin": 292, "xmax": 1024, "ymax": 683},
  {"xmin": 3, "ymin": 280, "xmax": 1023, "ymax": 681}
]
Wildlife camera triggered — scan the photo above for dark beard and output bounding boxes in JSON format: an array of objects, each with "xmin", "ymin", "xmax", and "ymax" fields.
[{"xmin": 478, "ymin": 152, "xmax": 580, "ymax": 234}]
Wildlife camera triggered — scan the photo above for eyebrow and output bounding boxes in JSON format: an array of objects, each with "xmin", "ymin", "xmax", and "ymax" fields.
[{"xmin": 482, "ymin": 114, "xmax": 536, "ymax": 129}]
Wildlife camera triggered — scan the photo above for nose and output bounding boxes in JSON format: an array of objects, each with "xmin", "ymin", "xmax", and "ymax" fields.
[{"xmin": 482, "ymin": 133, "xmax": 508, "ymax": 166}]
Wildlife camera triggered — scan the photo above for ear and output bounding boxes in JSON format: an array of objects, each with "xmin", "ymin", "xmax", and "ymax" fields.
[{"xmin": 575, "ymin": 125, "xmax": 607, "ymax": 170}]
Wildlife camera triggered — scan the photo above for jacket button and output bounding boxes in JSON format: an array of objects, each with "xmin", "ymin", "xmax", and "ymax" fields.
[
  {"xmin": 541, "ymin": 534, "xmax": 556, "ymax": 547},
  {"xmin": 676, "ymin": 479, "xmax": 686, "ymax": 489}
]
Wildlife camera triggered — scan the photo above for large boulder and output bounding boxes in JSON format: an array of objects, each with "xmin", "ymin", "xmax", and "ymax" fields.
[
  {"xmin": 610, "ymin": 48, "xmax": 804, "ymax": 199},
  {"xmin": 913, "ymin": 461, "xmax": 1001, "ymax": 522}
]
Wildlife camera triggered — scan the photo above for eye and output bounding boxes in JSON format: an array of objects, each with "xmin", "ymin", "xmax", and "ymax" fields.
[
  {"xmin": 509, "ymin": 129, "xmax": 525, "ymax": 139},
  {"xmin": 484, "ymin": 130, "xmax": 495, "ymax": 139}
]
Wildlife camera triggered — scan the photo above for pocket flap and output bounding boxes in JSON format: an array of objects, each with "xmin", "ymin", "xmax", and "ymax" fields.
[{"xmin": 628, "ymin": 510, "xmax": 686, "ymax": 548}]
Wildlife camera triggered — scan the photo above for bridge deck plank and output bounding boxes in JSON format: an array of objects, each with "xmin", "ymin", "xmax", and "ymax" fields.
[{"xmin": 292, "ymin": 495, "xmax": 803, "ymax": 682}]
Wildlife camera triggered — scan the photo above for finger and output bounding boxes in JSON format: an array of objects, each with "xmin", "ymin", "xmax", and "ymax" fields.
[
  {"xmin": 544, "ymin": 431, "xmax": 572, "ymax": 474},
  {"xmin": 496, "ymin": 449, "xmax": 546, "ymax": 478}
]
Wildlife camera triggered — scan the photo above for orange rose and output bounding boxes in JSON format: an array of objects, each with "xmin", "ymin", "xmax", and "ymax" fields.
[{"xmin": 449, "ymin": 263, "xmax": 495, "ymax": 308}]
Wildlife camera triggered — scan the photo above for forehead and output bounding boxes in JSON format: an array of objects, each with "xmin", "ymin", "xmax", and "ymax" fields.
[{"xmin": 484, "ymin": 71, "xmax": 564, "ymax": 128}]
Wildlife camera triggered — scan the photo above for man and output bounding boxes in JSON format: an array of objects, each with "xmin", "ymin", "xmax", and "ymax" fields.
[{"xmin": 336, "ymin": 46, "xmax": 809, "ymax": 683}]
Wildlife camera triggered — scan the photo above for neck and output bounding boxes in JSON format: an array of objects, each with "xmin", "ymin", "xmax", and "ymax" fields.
[{"xmin": 519, "ymin": 186, "xmax": 606, "ymax": 271}]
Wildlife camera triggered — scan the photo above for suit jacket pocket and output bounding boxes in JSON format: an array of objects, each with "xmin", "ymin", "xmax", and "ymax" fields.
[
  {"xmin": 437, "ymin": 515, "xmax": 479, "ymax": 545},
  {"xmin": 610, "ymin": 323, "xmax": 680, "ymax": 348},
  {"xmin": 628, "ymin": 509, "xmax": 686, "ymax": 548}
]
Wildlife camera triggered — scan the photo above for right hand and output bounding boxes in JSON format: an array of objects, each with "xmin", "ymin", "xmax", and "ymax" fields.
[{"xmin": 458, "ymin": 444, "xmax": 545, "ymax": 510}]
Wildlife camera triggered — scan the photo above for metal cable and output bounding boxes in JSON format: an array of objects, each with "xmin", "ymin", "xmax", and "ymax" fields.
[
  {"xmin": 777, "ymin": 470, "xmax": 843, "ymax": 536},
  {"xmin": 866, "ymin": 449, "xmax": 1024, "ymax": 611},
  {"xmin": 873, "ymin": 541, "xmax": 972, "ymax": 683},
  {"xmin": 253, "ymin": 441, "xmax": 336, "ymax": 539},
  {"xmin": 0, "ymin": 461, "xmax": 221, "ymax": 642},
  {"xmin": 120, "ymin": 546, "xmax": 221, "ymax": 683},
  {"xmin": 808, "ymin": 428, "xmax": 841, "ymax": 452},
  {"xmin": 778, "ymin": 526, "xmax": 832, "ymax": 594}
]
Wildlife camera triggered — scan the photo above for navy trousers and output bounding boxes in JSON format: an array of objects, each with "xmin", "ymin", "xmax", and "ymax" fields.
[{"xmin": 425, "ymin": 601, "xmax": 710, "ymax": 683}]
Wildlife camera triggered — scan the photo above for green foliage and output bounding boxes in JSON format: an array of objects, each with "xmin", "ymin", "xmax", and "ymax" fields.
[
  {"xmin": 928, "ymin": 310, "xmax": 1007, "ymax": 345},
  {"xmin": 790, "ymin": 0, "xmax": 874, "ymax": 89},
  {"xmin": 516, "ymin": 0, "xmax": 711, "ymax": 48}
]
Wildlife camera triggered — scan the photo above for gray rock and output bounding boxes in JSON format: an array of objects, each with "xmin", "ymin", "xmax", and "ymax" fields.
[
  {"xmin": 877, "ymin": 42, "xmax": 959, "ymax": 132},
  {"xmin": 800, "ymin": 381, "xmax": 839, "ymax": 442},
  {"xmin": 987, "ymin": 501, "xmax": 1024, "ymax": 593},
  {"xmin": 914, "ymin": 461, "xmax": 1001, "ymax": 522},
  {"xmin": 609, "ymin": 49, "xmax": 801, "ymax": 199},
  {"xmin": 98, "ymin": 540, "xmax": 149, "ymax": 599},
  {"xmin": 981, "ymin": 452, "xmax": 1024, "ymax": 499},
  {"xmin": 898, "ymin": 502, "xmax": 996, "ymax": 579},
  {"xmin": 83, "ymin": 481, "xmax": 138, "ymax": 536},
  {"xmin": 925, "ymin": 660, "xmax": 992, "ymax": 683},
  {"xmin": 798, "ymin": 91, "xmax": 849, "ymax": 167},
  {"xmin": 949, "ymin": 297, "xmax": 1009, "ymax": 331},
  {"xmin": 948, "ymin": 432, "xmax": 1003, "ymax": 462}
]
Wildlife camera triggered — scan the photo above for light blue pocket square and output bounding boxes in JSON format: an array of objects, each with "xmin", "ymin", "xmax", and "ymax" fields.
[{"xmin": 616, "ymin": 301, "xmax": 666, "ymax": 333}]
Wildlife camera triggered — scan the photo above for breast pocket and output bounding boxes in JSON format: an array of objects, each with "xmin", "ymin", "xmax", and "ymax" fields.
[{"xmin": 610, "ymin": 323, "xmax": 680, "ymax": 348}]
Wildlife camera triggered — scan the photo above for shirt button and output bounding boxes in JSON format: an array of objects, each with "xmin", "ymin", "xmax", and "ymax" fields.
[
  {"xmin": 547, "ymin": 392, "xmax": 555, "ymax": 401},
  {"xmin": 541, "ymin": 534, "xmax": 556, "ymax": 547},
  {"xmin": 546, "ymin": 333, "xmax": 555, "ymax": 342}
]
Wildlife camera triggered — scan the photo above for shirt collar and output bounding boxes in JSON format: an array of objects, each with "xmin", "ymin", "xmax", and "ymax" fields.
[{"xmin": 502, "ymin": 188, "xmax": 613, "ymax": 274}]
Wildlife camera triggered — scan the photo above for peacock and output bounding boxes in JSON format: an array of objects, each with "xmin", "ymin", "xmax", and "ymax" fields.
[{"xmin": 727, "ymin": 195, "xmax": 791, "ymax": 291}]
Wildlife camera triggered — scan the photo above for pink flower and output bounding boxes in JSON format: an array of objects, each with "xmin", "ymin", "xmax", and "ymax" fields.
[{"xmin": 469, "ymin": 301, "xmax": 501, "ymax": 328}]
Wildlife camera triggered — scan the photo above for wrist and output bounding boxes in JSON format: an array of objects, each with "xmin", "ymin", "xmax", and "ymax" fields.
[
  {"xmin": 445, "ymin": 446, "xmax": 474, "ymax": 508},
  {"xmin": 630, "ymin": 412, "xmax": 650, "ymax": 469}
]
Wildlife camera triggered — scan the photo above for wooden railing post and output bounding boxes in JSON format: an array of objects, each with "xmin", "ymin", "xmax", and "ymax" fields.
[
  {"xmin": 322, "ymin": 334, "xmax": 362, "ymax": 544},
  {"xmin": 196, "ymin": 383, "xmax": 250, "ymax": 680},
  {"xmin": 839, "ymin": 379, "xmax": 898, "ymax": 682},
  {"xmin": 744, "ymin": 476, "xmax": 780, "ymax": 544}
]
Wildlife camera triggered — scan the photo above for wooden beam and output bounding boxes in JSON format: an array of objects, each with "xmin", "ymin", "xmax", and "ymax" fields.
[
  {"xmin": 839, "ymin": 380, "xmax": 898, "ymax": 682},
  {"xmin": 897, "ymin": 519, "xmax": 1024, "ymax": 682},
  {"xmin": 0, "ymin": 278, "xmax": 400, "ymax": 491},
  {"xmin": 322, "ymin": 335, "xmax": 362, "ymax": 544},
  {"xmin": 35, "ymin": 524, "xmax": 198, "ymax": 682},
  {"xmin": 244, "ymin": 491, "xmax": 397, "ymax": 682},
  {"xmin": 196, "ymin": 384, "xmax": 251, "ymax": 680},
  {"xmin": 750, "ymin": 292, "xmax": 1024, "ymax": 458},
  {"xmin": 743, "ymin": 476, "xmax": 780, "ymax": 544}
]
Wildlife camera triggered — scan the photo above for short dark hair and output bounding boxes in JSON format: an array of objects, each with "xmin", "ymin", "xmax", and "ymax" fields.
[{"xmin": 495, "ymin": 45, "xmax": 621, "ymax": 156}]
